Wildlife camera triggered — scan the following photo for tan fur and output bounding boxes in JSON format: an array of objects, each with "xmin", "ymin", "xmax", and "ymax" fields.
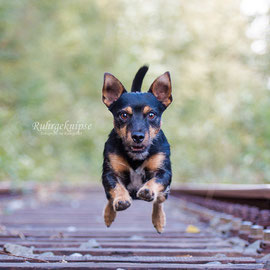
[
  {"xmin": 109, "ymin": 183, "xmax": 132, "ymax": 212},
  {"xmin": 142, "ymin": 178, "xmax": 164, "ymax": 193},
  {"xmin": 162, "ymin": 97, "xmax": 172, "ymax": 107},
  {"xmin": 152, "ymin": 202, "xmax": 166, "ymax": 233},
  {"xmin": 115, "ymin": 125, "xmax": 127, "ymax": 139},
  {"xmin": 103, "ymin": 96, "xmax": 113, "ymax": 108},
  {"xmin": 109, "ymin": 153, "xmax": 130, "ymax": 174},
  {"xmin": 149, "ymin": 126, "xmax": 160, "ymax": 140},
  {"xmin": 124, "ymin": 106, "xmax": 133, "ymax": 114},
  {"xmin": 143, "ymin": 105, "xmax": 152, "ymax": 114},
  {"xmin": 137, "ymin": 177, "xmax": 165, "ymax": 202},
  {"xmin": 137, "ymin": 154, "xmax": 166, "ymax": 202},
  {"xmin": 104, "ymin": 183, "xmax": 131, "ymax": 227},
  {"xmin": 104, "ymin": 200, "xmax": 116, "ymax": 227},
  {"xmin": 114, "ymin": 107, "xmax": 132, "ymax": 141},
  {"xmin": 115, "ymin": 123, "xmax": 136, "ymax": 146},
  {"xmin": 144, "ymin": 131, "xmax": 149, "ymax": 143},
  {"xmin": 126, "ymin": 130, "xmax": 133, "ymax": 144},
  {"xmin": 143, "ymin": 153, "xmax": 165, "ymax": 172},
  {"xmin": 156, "ymin": 193, "xmax": 166, "ymax": 203}
]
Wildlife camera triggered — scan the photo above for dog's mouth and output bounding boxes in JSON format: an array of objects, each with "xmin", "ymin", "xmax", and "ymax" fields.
[
  {"xmin": 125, "ymin": 142, "xmax": 150, "ymax": 160},
  {"xmin": 130, "ymin": 145, "xmax": 146, "ymax": 152}
]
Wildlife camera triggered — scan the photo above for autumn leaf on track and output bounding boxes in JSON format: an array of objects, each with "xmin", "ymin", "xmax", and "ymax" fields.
[{"xmin": 186, "ymin": 224, "xmax": 200, "ymax": 233}]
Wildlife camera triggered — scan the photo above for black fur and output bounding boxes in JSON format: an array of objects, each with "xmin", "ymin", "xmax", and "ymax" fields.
[
  {"xmin": 102, "ymin": 66, "xmax": 172, "ymax": 203},
  {"xmin": 103, "ymin": 129, "xmax": 171, "ymax": 200},
  {"xmin": 131, "ymin": 65, "xmax": 149, "ymax": 92}
]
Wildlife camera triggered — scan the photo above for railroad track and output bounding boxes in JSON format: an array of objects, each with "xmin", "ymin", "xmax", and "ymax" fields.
[{"xmin": 0, "ymin": 184, "xmax": 269, "ymax": 269}]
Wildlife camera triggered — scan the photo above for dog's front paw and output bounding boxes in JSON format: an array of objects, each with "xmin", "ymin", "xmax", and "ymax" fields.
[
  {"xmin": 113, "ymin": 198, "xmax": 131, "ymax": 211},
  {"xmin": 137, "ymin": 187, "xmax": 155, "ymax": 201}
]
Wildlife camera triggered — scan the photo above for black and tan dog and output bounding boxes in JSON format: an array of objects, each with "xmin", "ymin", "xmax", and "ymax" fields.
[{"xmin": 102, "ymin": 66, "xmax": 172, "ymax": 233}]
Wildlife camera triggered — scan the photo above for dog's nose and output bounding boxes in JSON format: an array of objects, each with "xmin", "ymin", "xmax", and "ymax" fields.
[{"xmin": 132, "ymin": 132, "xmax": 145, "ymax": 143}]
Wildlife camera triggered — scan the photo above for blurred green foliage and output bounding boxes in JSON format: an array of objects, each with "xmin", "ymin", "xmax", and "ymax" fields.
[{"xmin": 0, "ymin": 0, "xmax": 270, "ymax": 184}]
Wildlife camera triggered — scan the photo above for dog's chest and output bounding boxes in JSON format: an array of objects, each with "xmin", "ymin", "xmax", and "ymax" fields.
[{"xmin": 127, "ymin": 166, "xmax": 145, "ymax": 192}]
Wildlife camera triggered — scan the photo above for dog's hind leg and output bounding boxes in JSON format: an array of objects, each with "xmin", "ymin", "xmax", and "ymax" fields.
[
  {"xmin": 104, "ymin": 200, "xmax": 116, "ymax": 227},
  {"xmin": 152, "ymin": 201, "xmax": 166, "ymax": 233}
]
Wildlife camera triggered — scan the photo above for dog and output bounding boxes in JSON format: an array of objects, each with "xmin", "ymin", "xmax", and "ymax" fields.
[{"xmin": 101, "ymin": 66, "xmax": 172, "ymax": 233}]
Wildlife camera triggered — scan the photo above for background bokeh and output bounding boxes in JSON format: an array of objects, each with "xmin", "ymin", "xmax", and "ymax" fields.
[{"xmin": 1, "ymin": 0, "xmax": 270, "ymax": 184}]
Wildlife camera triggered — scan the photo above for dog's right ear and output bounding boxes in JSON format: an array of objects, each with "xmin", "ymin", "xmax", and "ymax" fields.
[{"xmin": 102, "ymin": 73, "xmax": 126, "ymax": 108}]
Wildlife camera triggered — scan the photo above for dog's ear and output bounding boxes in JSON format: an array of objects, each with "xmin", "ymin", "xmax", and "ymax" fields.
[
  {"xmin": 102, "ymin": 73, "xmax": 126, "ymax": 107},
  {"xmin": 149, "ymin": 72, "xmax": 172, "ymax": 108}
]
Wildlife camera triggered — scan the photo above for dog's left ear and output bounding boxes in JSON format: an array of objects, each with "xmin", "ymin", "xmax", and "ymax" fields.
[
  {"xmin": 149, "ymin": 72, "xmax": 172, "ymax": 108},
  {"xmin": 102, "ymin": 73, "xmax": 126, "ymax": 108}
]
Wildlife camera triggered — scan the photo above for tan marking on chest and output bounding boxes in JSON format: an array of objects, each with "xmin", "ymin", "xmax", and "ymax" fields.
[
  {"xmin": 109, "ymin": 153, "xmax": 130, "ymax": 174},
  {"xmin": 143, "ymin": 152, "xmax": 165, "ymax": 171}
]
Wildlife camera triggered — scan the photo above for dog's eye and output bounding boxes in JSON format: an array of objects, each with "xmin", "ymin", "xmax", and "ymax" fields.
[
  {"xmin": 120, "ymin": 112, "xmax": 129, "ymax": 120},
  {"xmin": 148, "ymin": 112, "xmax": 156, "ymax": 120}
]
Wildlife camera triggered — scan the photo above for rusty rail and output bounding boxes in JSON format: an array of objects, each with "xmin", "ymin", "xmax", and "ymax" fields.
[
  {"xmin": 0, "ymin": 185, "xmax": 269, "ymax": 269},
  {"xmin": 172, "ymin": 183, "xmax": 270, "ymax": 199}
]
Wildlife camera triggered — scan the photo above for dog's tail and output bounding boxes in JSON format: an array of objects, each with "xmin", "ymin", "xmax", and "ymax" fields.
[{"xmin": 131, "ymin": 65, "xmax": 149, "ymax": 92}]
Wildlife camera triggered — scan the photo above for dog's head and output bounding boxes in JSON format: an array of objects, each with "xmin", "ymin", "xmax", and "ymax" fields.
[{"xmin": 102, "ymin": 67, "xmax": 172, "ymax": 160}]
